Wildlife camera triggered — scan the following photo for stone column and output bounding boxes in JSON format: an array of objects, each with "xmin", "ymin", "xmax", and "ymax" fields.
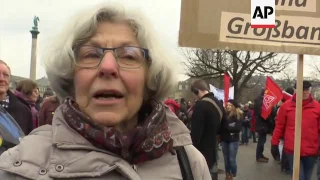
[{"xmin": 29, "ymin": 29, "xmax": 40, "ymax": 81}]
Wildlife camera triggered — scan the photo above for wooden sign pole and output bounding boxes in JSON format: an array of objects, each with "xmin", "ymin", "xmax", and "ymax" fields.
[{"xmin": 292, "ymin": 54, "xmax": 303, "ymax": 180}]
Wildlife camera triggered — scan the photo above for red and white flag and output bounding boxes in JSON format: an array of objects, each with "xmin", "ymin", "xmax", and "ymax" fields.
[{"xmin": 261, "ymin": 77, "xmax": 283, "ymax": 119}]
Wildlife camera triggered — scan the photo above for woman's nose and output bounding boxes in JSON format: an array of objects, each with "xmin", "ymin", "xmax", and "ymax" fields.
[{"xmin": 98, "ymin": 52, "xmax": 119, "ymax": 78}]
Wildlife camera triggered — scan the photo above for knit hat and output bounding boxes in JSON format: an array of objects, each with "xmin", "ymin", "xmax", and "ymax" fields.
[
  {"xmin": 228, "ymin": 99, "xmax": 240, "ymax": 108},
  {"xmin": 43, "ymin": 89, "xmax": 54, "ymax": 98},
  {"xmin": 285, "ymin": 87, "xmax": 294, "ymax": 95},
  {"xmin": 294, "ymin": 80, "xmax": 312, "ymax": 89}
]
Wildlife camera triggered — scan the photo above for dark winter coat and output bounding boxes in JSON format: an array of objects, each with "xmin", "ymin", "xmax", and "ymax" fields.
[
  {"xmin": 6, "ymin": 90, "xmax": 33, "ymax": 135},
  {"xmin": 38, "ymin": 96, "xmax": 60, "ymax": 126},
  {"xmin": 220, "ymin": 113, "xmax": 242, "ymax": 142},
  {"xmin": 254, "ymin": 95, "xmax": 274, "ymax": 134},
  {"xmin": 242, "ymin": 110, "xmax": 252, "ymax": 128},
  {"xmin": 190, "ymin": 92, "xmax": 224, "ymax": 169}
]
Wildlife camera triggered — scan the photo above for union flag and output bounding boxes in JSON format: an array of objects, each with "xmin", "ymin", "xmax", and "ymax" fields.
[{"xmin": 261, "ymin": 77, "xmax": 283, "ymax": 119}]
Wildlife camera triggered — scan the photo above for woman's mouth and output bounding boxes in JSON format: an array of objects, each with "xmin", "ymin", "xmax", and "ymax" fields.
[{"xmin": 93, "ymin": 90, "xmax": 124, "ymax": 105}]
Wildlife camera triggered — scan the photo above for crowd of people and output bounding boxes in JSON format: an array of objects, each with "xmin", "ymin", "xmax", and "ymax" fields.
[
  {"xmin": 0, "ymin": 2, "xmax": 319, "ymax": 180},
  {"xmin": 0, "ymin": 60, "xmax": 60, "ymax": 135},
  {"xmin": 165, "ymin": 79, "xmax": 320, "ymax": 180}
]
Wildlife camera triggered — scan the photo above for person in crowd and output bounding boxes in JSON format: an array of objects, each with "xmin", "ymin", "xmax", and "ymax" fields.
[
  {"xmin": 240, "ymin": 103, "xmax": 251, "ymax": 145},
  {"xmin": 179, "ymin": 98, "xmax": 187, "ymax": 112},
  {"xmin": 187, "ymin": 102, "xmax": 194, "ymax": 118},
  {"xmin": 0, "ymin": 60, "xmax": 33, "ymax": 135},
  {"xmin": 185, "ymin": 101, "xmax": 194, "ymax": 130},
  {"xmin": 14, "ymin": 79, "xmax": 39, "ymax": 129},
  {"xmin": 271, "ymin": 81, "xmax": 320, "ymax": 180},
  {"xmin": 187, "ymin": 100, "xmax": 192, "ymax": 109},
  {"xmin": 219, "ymin": 100, "xmax": 224, "ymax": 106},
  {"xmin": 220, "ymin": 99, "xmax": 242, "ymax": 180},
  {"xmin": 35, "ymin": 93, "xmax": 43, "ymax": 111},
  {"xmin": 190, "ymin": 79, "xmax": 225, "ymax": 179},
  {"xmin": 254, "ymin": 89, "xmax": 274, "ymax": 163},
  {"xmin": 317, "ymin": 137, "xmax": 320, "ymax": 180},
  {"xmin": 164, "ymin": 98, "xmax": 180, "ymax": 115},
  {"xmin": 277, "ymin": 87, "xmax": 294, "ymax": 173},
  {"xmin": 38, "ymin": 95, "xmax": 60, "ymax": 126},
  {"xmin": 42, "ymin": 88, "xmax": 54, "ymax": 100},
  {"xmin": 248, "ymin": 102, "xmax": 257, "ymax": 143},
  {"xmin": 0, "ymin": 3, "xmax": 211, "ymax": 179},
  {"xmin": 178, "ymin": 98, "xmax": 188, "ymax": 125}
]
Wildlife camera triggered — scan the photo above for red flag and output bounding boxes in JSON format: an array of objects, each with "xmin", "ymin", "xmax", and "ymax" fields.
[
  {"xmin": 224, "ymin": 72, "xmax": 230, "ymax": 106},
  {"xmin": 261, "ymin": 77, "xmax": 283, "ymax": 119}
]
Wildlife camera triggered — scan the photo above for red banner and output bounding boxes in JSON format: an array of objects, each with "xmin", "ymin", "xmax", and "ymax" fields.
[
  {"xmin": 224, "ymin": 72, "xmax": 230, "ymax": 106},
  {"xmin": 261, "ymin": 77, "xmax": 283, "ymax": 119}
]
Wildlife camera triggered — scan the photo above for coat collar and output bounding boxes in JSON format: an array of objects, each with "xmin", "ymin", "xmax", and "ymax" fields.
[
  {"xmin": 48, "ymin": 105, "xmax": 192, "ymax": 179},
  {"xmin": 52, "ymin": 105, "xmax": 192, "ymax": 149},
  {"xmin": 0, "ymin": 103, "xmax": 192, "ymax": 180}
]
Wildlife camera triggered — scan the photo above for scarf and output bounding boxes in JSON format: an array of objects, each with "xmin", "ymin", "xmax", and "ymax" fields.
[
  {"xmin": 0, "ymin": 95, "xmax": 9, "ymax": 109},
  {"xmin": 61, "ymin": 97, "xmax": 173, "ymax": 164},
  {"xmin": 14, "ymin": 90, "xmax": 39, "ymax": 128}
]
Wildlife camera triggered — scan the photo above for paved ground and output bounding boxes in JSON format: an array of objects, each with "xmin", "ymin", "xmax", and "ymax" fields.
[{"xmin": 216, "ymin": 135, "xmax": 317, "ymax": 180}]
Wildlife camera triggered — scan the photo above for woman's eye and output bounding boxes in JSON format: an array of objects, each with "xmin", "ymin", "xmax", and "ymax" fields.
[
  {"xmin": 85, "ymin": 52, "xmax": 100, "ymax": 58},
  {"xmin": 122, "ymin": 54, "xmax": 136, "ymax": 60}
]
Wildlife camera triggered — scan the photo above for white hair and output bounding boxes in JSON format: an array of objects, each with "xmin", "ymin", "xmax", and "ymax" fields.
[{"xmin": 42, "ymin": 2, "xmax": 179, "ymax": 102}]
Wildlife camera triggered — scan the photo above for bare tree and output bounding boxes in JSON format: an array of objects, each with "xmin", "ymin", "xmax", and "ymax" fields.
[
  {"xmin": 183, "ymin": 49, "xmax": 292, "ymax": 100},
  {"xmin": 277, "ymin": 67, "xmax": 296, "ymax": 89},
  {"xmin": 310, "ymin": 58, "xmax": 320, "ymax": 80}
]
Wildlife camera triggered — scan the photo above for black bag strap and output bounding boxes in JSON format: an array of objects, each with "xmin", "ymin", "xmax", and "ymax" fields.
[
  {"xmin": 201, "ymin": 97, "xmax": 222, "ymax": 122},
  {"xmin": 176, "ymin": 146, "xmax": 194, "ymax": 180}
]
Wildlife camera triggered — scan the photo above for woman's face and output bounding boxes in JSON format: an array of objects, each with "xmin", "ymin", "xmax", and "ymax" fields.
[
  {"xmin": 226, "ymin": 102, "xmax": 235, "ymax": 112},
  {"xmin": 73, "ymin": 21, "xmax": 147, "ymax": 131},
  {"xmin": 29, "ymin": 88, "xmax": 39, "ymax": 103}
]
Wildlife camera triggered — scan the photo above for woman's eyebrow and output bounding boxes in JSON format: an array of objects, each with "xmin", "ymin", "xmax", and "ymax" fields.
[
  {"xmin": 85, "ymin": 40, "xmax": 139, "ymax": 47},
  {"xmin": 83, "ymin": 40, "xmax": 101, "ymax": 47}
]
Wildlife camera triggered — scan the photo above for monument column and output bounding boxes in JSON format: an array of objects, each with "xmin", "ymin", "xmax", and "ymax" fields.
[{"xmin": 29, "ymin": 16, "xmax": 40, "ymax": 81}]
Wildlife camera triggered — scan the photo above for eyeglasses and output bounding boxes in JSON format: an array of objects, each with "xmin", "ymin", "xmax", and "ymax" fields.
[{"xmin": 73, "ymin": 45, "xmax": 150, "ymax": 69}]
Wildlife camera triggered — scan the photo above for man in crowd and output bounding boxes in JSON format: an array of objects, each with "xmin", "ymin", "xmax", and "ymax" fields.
[
  {"xmin": 271, "ymin": 81, "xmax": 320, "ymax": 180},
  {"xmin": 254, "ymin": 89, "xmax": 274, "ymax": 163},
  {"xmin": 0, "ymin": 60, "xmax": 33, "ymax": 135},
  {"xmin": 190, "ymin": 79, "xmax": 226, "ymax": 180},
  {"xmin": 178, "ymin": 98, "xmax": 188, "ymax": 126},
  {"xmin": 241, "ymin": 103, "xmax": 252, "ymax": 145}
]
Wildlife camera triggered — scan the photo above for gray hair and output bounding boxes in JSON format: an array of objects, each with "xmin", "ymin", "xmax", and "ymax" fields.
[
  {"xmin": 42, "ymin": 2, "xmax": 179, "ymax": 102},
  {"xmin": 0, "ymin": 60, "xmax": 11, "ymax": 75}
]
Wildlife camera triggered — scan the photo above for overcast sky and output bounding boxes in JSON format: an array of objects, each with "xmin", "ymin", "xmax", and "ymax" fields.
[
  {"xmin": 0, "ymin": 0, "xmax": 319, "ymax": 81},
  {"xmin": 0, "ymin": 0, "xmax": 189, "ymax": 80}
]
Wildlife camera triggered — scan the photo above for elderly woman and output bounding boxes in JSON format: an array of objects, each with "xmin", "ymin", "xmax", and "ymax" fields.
[
  {"xmin": 14, "ymin": 79, "xmax": 39, "ymax": 129},
  {"xmin": 0, "ymin": 3, "xmax": 210, "ymax": 180}
]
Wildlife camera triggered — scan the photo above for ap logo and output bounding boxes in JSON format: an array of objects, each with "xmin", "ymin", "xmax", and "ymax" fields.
[{"xmin": 251, "ymin": 0, "xmax": 275, "ymax": 28}]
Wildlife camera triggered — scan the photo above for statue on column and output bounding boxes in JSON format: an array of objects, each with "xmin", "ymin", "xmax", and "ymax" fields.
[{"xmin": 32, "ymin": 16, "xmax": 40, "ymax": 30}]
